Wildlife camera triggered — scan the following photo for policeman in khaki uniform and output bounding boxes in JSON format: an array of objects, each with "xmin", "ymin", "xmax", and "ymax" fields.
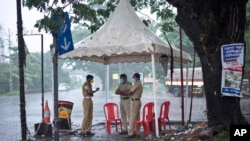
[
  {"xmin": 80, "ymin": 75, "xmax": 100, "ymax": 136},
  {"xmin": 124, "ymin": 73, "xmax": 143, "ymax": 138},
  {"xmin": 115, "ymin": 74, "xmax": 132, "ymax": 134}
]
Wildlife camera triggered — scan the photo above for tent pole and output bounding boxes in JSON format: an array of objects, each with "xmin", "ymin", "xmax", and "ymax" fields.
[
  {"xmin": 151, "ymin": 53, "xmax": 159, "ymax": 137},
  {"xmin": 105, "ymin": 65, "xmax": 109, "ymax": 102}
]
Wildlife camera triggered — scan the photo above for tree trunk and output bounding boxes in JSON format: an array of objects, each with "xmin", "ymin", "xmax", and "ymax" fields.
[{"xmin": 167, "ymin": 0, "xmax": 249, "ymax": 126}]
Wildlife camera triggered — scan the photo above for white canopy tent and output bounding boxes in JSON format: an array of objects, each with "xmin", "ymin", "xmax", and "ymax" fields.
[{"xmin": 60, "ymin": 0, "xmax": 192, "ymax": 137}]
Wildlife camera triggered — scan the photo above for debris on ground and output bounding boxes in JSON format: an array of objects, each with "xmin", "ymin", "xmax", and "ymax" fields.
[{"xmin": 159, "ymin": 121, "xmax": 230, "ymax": 141}]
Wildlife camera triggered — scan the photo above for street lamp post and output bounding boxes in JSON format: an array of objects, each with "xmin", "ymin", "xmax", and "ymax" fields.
[{"xmin": 23, "ymin": 34, "xmax": 44, "ymax": 121}]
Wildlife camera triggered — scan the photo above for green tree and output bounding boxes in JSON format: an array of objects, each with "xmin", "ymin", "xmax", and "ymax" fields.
[
  {"xmin": 158, "ymin": 20, "xmax": 201, "ymax": 68},
  {"xmin": 244, "ymin": 1, "xmax": 250, "ymax": 80},
  {"xmin": 71, "ymin": 25, "xmax": 91, "ymax": 43},
  {"xmin": 6, "ymin": 46, "xmax": 67, "ymax": 94},
  {"xmin": 8, "ymin": 46, "xmax": 19, "ymax": 92},
  {"xmin": 43, "ymin": 51, "xmax": 53, "ymax": 91},
  {"xmin": 25, "ymin": 52, "xmax": 42, "ymax": 93},
  {"xmin": 24, "ymin": 0, "xmax": 249, "ymax": 128},
  {"xmin": 0, "ymin": 63, "xmax": 11, "ymax": 94},
  {"xmin": 0, "ymin": 26, "xmax": 10, "ymax": 94}
]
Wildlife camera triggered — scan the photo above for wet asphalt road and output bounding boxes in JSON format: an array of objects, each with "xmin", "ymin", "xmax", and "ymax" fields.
[{"xmin": 0, "ymin": 89, "xmax": 207, "ymax": 140}]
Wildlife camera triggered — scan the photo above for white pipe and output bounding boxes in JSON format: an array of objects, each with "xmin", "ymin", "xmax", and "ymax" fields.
[
  {"xmin": 105, "ymin": 65, "xmax": 109, "ymax": 102},
  {"xmin": 151, "ymin": 53, "xmax": 159, "ymax": 137}
]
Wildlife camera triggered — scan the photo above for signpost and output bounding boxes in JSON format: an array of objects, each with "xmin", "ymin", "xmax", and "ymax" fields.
[
  {"xmin": 57, "ymin": 12, "xmax": 74, "ymax": 55},
  {"xmin": 53, "ymin": 12, "xmax": 74, "ymax": 141}
]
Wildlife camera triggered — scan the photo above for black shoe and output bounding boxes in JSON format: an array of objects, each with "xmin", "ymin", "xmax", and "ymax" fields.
[
  {"xmin": 85, "ymin": 131, "xmax": 95, "ymax": 136},
  {"xmin": 77, "ymin": 132, "xmax": 87, "ymax": 137},
  {"xmin": 124, "ymin": 134, "xmax": 136, "ymax": 138},
  {"xmin": 119, "ymin": 131, "xmax": 128, "ymax": 134}
]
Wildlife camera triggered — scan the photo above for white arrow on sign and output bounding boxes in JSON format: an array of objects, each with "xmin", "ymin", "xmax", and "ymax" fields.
[
  {"xmin": 60, "ymin": 37, "xmax": 71, "ymax": 50},
  {"xmin": 62, "ymin": 23, "xmax": 67, "ymax": 33}
]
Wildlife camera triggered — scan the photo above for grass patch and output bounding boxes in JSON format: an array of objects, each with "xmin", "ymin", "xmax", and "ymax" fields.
[{"xmin": 217, "ymin": 127, "xmax": 230, "ymax": 138}]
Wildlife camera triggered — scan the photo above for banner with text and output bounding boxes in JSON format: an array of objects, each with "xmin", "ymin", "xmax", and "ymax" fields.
[{"xmin": 221, "ymin": 43, "xmax": 244, "ymax": 97}]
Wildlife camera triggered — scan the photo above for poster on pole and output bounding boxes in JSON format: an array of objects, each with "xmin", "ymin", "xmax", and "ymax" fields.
[{"xmin": 221, "ymin": 43, "xmax": 244, "ymax": 97}]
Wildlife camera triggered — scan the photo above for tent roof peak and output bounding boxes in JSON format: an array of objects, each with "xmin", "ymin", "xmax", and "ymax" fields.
[{"xmin": 60, "ymin": 0, "xmax": 192, "ymax": 64}]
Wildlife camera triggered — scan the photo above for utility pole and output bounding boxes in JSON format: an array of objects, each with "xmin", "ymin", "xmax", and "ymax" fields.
[
  {"xmin": 16, "ymin": 0, "xmax": 27, "ymax": 140},
  {"xmin": 52, "ymin": 33, "xmax": 59, "ymax": 141}
]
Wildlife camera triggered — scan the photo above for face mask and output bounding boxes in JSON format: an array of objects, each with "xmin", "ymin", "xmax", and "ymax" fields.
[
  {"xmin": 119, "ymin": 78, "xmax": 124, "ymax": 84},
  {"xmin": 90, "ymin": 79, "xmax": 94, "ymax": 84}
]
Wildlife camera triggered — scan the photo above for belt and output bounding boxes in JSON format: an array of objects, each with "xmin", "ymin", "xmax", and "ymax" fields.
[
  {"xmin": 131, "ymin": 98, "xmax": 140, "ymax": 101},
  {"xmin": 121, "ymin": 97, "xmax": 129, "ymax": 100},
  {"xmin": 84, "ymin": 96, "xmax": 91, "ymax": 99}
]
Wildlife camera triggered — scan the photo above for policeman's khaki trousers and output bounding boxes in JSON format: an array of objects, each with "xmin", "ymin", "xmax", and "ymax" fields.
[
  {"xmin": 81, "ymin": 98, "xmax": 93, "ymax": 132},
  {"xmin": 128, "ymin": 100, "xmax": 141, "ymax": 135},
  {"xmin": 120, "ymin": 99, "xmax": 130, "ymax": 131}
]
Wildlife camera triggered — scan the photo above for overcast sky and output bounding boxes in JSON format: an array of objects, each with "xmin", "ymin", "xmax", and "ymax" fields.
[
  {"xmin": 0, "ymin": 1, "xmax": 157, "ymax": 54},
  {"xmin": 0, "ymin": 1, "xmax": 52, "ymax": 53}
]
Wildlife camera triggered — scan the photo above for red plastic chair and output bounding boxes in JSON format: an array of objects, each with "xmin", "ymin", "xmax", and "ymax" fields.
[
  {"xmin": 158, "ymin": 101, "xmax": 171, "ymax": 131},
  {"xmin": 103, "ymin": 102, "xmax": 123, "ymax": 134},
  {"xmin": 135, "ymin": 102, "xmax": 154, "ymax": 136}
]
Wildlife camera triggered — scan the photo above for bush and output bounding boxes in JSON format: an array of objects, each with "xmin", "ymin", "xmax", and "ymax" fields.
[{"xmin": 1, "ymin": 91, "xmax": 19, "ymax": 97}]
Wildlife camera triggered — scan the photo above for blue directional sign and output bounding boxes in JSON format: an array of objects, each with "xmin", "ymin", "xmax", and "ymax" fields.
[{"xmin": 57, "ymin": 12, "xmax": 74, "ymax": 55}]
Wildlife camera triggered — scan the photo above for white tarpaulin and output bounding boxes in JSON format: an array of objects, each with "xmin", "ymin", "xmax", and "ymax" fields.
[{"xmin": 60, "ymin": 0, "xmax": 192, "ymax": 64}]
